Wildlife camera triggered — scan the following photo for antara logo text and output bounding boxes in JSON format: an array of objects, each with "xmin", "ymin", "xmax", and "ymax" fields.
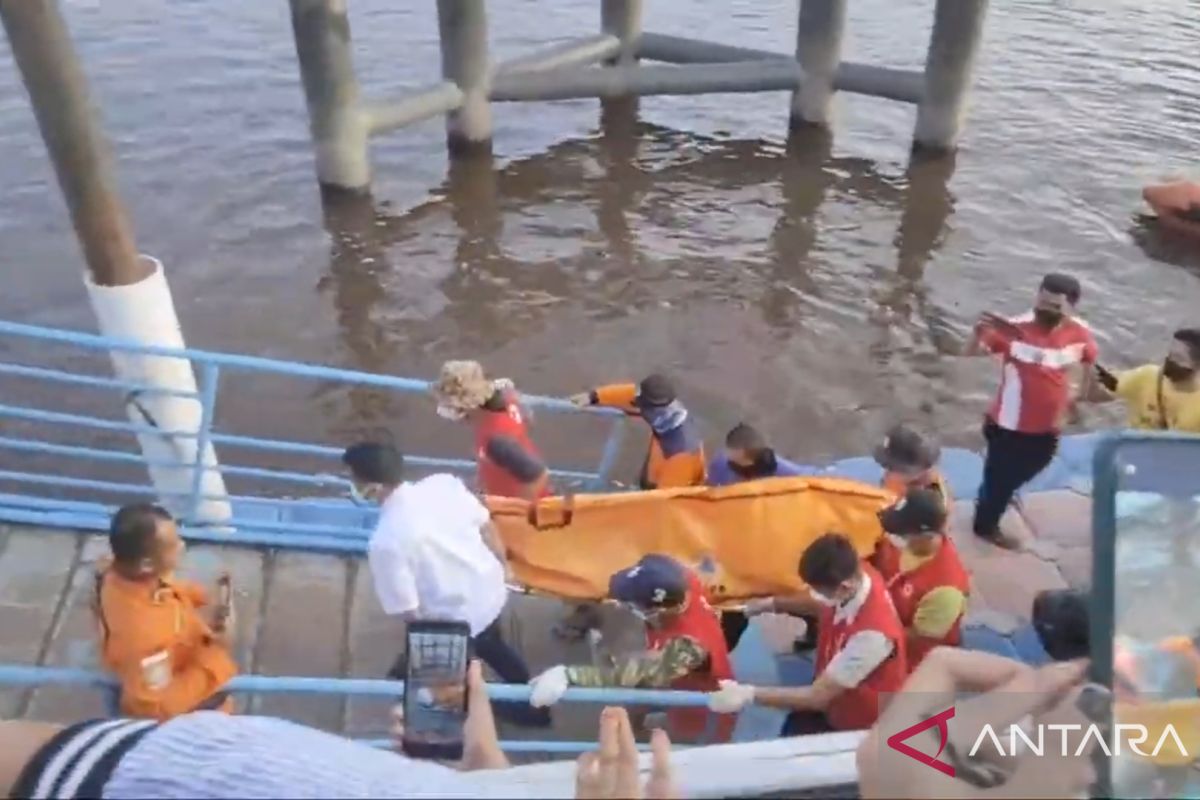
[{"xmin": 887, "ymin": 706, "xmax": 1190, "ymax": 776}]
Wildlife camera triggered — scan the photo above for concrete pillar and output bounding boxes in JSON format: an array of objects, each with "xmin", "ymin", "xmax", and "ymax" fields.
[
  {"xmin": 1, "ymin": 0, "xmax": 231, "ymax": 524},
  {"xmin": 0, "ymin": 0, "xmax": 148, "ymax": 286},
  {"xmin": 790, "ymin": 0, "xmax": 847, "ymax": 129},
  {"xmin": 289, "ymin": 0, "xmax": 371, "ymax": 193},
  {"xmin": 437, "ymin": 0, "xmax": 492, "ymax": 156},
  {"xmin": 601, "ymin": 0, "xmax": 642, "ymax": 66},
  {"xmin": 913, "ymin": 0, "xmax": 989, "ymax": 152}
]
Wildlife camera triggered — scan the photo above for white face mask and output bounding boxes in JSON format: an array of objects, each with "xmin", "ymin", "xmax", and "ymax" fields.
[
  {"xmin": 348, "ymin": 483, "xmax": 379, "ymax": 506},
  {"xmin": 436, "ymin": 404, "xmax": 466, "ymax": 421},
  {"xmin": 886, "ymin": 533, "xmax": 909, "ymax": 549}
]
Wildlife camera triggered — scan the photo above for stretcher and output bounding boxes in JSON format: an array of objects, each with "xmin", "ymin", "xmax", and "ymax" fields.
[{"xmin": 488, "ymin": 476, "xmax": 890, "ymax": 606}]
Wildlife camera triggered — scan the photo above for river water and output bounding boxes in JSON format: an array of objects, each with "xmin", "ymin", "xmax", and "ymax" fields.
[{"xmin": 2, "ymin": 0, "xmax": 1199, "ymax": 477}]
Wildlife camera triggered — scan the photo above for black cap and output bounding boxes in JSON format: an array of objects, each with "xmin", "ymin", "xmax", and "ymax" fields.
[
  {"xmin": 873, "ymin": 424, "xmax": 941, "ymax": 472},
  {"xmin": 484, "ymin": 435, "xmax": 546, "ymax": 484},
  {"xmin": 878, "ymin": 488, "xmax": 947, "ymax": 535},
  {"xmin": 634, "ymin": 373, "xmax": 676, "ymax": 409},
  {"xmin": 608, "ymin": 554, "xmax": 688, "ymax": 609}
]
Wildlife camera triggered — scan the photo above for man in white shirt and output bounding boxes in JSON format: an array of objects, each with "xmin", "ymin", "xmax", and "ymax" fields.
[{"xmin": 342, "ymin": 441, "xmax": 551, "ymax": 728}]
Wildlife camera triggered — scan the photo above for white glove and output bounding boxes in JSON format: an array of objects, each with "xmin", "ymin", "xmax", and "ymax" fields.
[
  {"xmin": 744, "ymin": 598, "xmax": 776, "ymax": 617},
  {"xmin": 708, "ymin": 679, "xmax": 755, "ymax": 713},
  {"xmin": 529, "ymin": 665, "xmax": 570, "ymax": 708}
]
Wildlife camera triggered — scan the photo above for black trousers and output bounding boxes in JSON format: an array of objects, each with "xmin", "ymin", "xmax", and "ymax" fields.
[
  {"xmin": 389, "ymin": 616, "xmax": 551, "ymax": 728},
  {"xmin": 781, "ymin": 710, "xmax": 834, "ymax": 736},
  {"xmin": 973, "ymin": 420, "xmax": 1058, "ymax": 537}
]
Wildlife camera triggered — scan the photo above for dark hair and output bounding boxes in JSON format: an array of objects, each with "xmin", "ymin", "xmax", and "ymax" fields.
[
  {"xmin": 342, "ymin": 442, "xmax": 405, "ymax": 485},
  {"xmin": 1040, "ymin": 273, "xmax": 1082, "ymax": 305},
  {"xmin": 725, "ymin": 423, "xmax": 767, "ymax": 453},
  {"xmin": 1032, "ymin": 589, "xmax": 1089, "ymax": 662},
  {"xmin": 484, "ymin": 435, "xmax": 546, "ymax": 484},
  {"xmin": 799, "ymin": 532, "xmax": 860, "ymax": 589},
  {"xmin": 1173, "ymin": 328, "xmax": 1200, "ymax": 361},
  {"xmin": 109, "ymin": 504, "xmax": 173, "ymax": 564}
]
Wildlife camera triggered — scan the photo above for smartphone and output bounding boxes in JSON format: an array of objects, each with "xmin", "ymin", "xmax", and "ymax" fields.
[
  {"xmin": 401, "ymin": 620, "xmax": 472, "ymax": 761},
  {"xmin": 1094, "ymin": 363, "xmax": 1118, "ymax": 392},
  {"xmin": 1092, "ymin": 433, "xmax": 1200, "ymax": 798}
]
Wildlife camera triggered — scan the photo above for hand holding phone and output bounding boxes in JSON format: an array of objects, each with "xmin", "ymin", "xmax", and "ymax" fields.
[
  {"xmin": 401, "ymin": 620, "xmax": 472, "ymax": 761},
  {"xmin": 1094, "ymin": 363, "xmax": 1118, "ymax": 392}
]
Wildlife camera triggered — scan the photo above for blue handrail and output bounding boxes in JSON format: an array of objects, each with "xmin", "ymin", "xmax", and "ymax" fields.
[
  {"xmin": 0, "ymin": 318, "xmax": 629, "ymax": 545},
  {"xmin": 0, "ymin": 665, "xmax": 712, "ymax": 754}
]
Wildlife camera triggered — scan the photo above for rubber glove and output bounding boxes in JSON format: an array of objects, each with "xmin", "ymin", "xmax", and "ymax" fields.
[
  {"xmin": 529, "ymin": 665, "xmax": 570, "ymax": 708},
  {"xmin": 708, "ymin": 679, "xmax": 756, "ymax": 713}
]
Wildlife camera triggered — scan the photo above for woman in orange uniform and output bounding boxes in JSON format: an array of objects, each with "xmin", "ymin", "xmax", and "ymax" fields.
[
  {"xmin": 569, "ymin": 373, "xmax": 706, "ymax": 489},
  {"xmin": 94, "ymin": 504, "xmax": 237, "ymax": 720},
  {"xmin": 433, "ymin": 360, "xmax": 547, "ymax": 499},
  {"xmin": 872, "ymin": 488, "xmax": 970, "ymax": 670}
]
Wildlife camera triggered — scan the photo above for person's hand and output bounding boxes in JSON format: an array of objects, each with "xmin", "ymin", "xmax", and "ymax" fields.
[
  {"xmin": 569, "ymin": 392, "xmax": 592, "ymax": 407},
  {"xmin": 707, "ymin": 679, "xmax": 755, "ymax": 713},
  {"xmin": 389, "ymin": 660, "xmax": 508, "ymax": 771},
  {"xmin": 529, "ymin": 665, "xmax": 570, "ymax": 708},
  {"xmin": 575, "ymin": 707, "xmax": 677, "ymax": 799},
  {"xmin": 857, "ymin": 648, "xmax": 1097, "ymax": 799},
  {"xmin": 744, "ymin": 598, "xmax": 775, "ymax": 617},
  {"xmin": 211, "ymin": 573, "xmax": 234, "ymax": 633}
]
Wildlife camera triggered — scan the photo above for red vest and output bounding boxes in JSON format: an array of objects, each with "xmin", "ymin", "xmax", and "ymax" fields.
[
  {"xmin": 645, "ymin": 573, "xmax": 735, "ymax": 743},
  {"xmin": 815, "ymin": 564, "xmax": 908, "ymax": 731},
  {"xmin": 876, "ymin": 537, "xmax": 970, "ymax": 669},
  {"xmin": 474, "ymin": 390, "xmax": 547, "ymax": 499}
]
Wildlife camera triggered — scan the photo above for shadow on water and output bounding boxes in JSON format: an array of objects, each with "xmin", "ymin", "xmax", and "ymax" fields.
[
  {"xmin": 1128, "ymin": 214, "xmax": 1200, "ymax": 276},
  {"xmin": 310, "ymin": 115, "xmax": 960, "ymax": 453}
]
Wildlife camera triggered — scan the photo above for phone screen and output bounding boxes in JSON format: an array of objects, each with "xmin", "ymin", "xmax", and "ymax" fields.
[
  {"xmin": 402, "ymin": 622, "xmax": 471, "ymax": 761},
  {"xmin": 1094, "ymin": 435, "xmax": 1200, "ymax": 797}
]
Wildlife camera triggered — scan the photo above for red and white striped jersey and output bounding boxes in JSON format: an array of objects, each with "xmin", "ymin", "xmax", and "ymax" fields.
[{"xmin": 979, "ymin": 312, "xmax": 1099, "ymax": 434}]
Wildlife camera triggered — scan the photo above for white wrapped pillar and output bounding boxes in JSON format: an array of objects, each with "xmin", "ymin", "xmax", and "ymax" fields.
[
  {"xmin": 86, "ymin": 256, "xmax": 232, "ymax": 525},
  {"xmin": 791, "ymin": 0, "xmax": 847, "ymax": 128}
]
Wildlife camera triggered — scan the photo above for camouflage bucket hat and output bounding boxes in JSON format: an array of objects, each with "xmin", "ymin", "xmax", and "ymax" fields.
[{"xmin": 433, "ymin": 360, "xmax": 494, "ymax": 413}]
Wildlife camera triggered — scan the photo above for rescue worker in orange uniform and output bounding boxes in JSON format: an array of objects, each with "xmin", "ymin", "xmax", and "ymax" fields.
[
  {"xmin": 872, "ymin": 488, "xmax": 971, "ymax": 670},
  {"xmin": 711, "ymin": 533, "xmax": 909, "ymax": 734},
  {"xmin": 433, "ymin": 360, "xmax": 548, "ymax": 499},
  {"xmin": 482, "ymin": 434, "xmax": 551, "ymax": 502},
  {"xmin": 527, "ymin": 554, "xmax": 736, "ymax": 744},
  {"xmin": 94, "ymin": 504, "xmax": 237, "ymax": 720},
  {"xmin": 874, "ymin": 424, "xmax": 951, "ymax": 506},
  {"xmin": 569, "ymin": 373, "xmax": 706, "ymax": 490}
]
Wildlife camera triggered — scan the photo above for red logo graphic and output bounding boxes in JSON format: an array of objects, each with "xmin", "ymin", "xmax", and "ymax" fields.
[{"xmin": 885, "ymin": 706, "xmax": 956, "ymax": 777}]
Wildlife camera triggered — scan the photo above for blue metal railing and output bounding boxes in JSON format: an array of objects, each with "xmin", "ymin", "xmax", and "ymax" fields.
[
  {"xmin": 0, "ymin": 318, "xmax": 629, "ymax": 553},
  {"xmin": 0, "ymin": 664, "xmax": 714, "ymax": 754}
]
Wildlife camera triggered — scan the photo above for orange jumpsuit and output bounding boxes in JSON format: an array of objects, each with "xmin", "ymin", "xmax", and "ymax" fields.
[
  {"xmin": 95, "ymin": 569, "xmax": 237, "ymax": 720},
  {"xmin": 591, "ymin": 383, "xmax": 707, "ymax": 489}
]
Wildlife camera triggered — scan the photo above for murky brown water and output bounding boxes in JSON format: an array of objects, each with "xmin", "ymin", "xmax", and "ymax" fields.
[{"xmin": 3, "ymin": 0, "xmax": 1200, "ymax": 475}]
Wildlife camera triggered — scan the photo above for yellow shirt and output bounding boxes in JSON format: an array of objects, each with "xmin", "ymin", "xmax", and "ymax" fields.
[
  {"xmin": 897, "ymin": 549, "xmax": 967, "ymax": 639},
  {"xmin": 1115, "ymin": 364, "xmax": 1200, "ymax": 433}
]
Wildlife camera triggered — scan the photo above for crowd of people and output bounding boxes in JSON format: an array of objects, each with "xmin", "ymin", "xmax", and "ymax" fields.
[{"xmin": 10, "ymin": 271, "xmax": 1198, "ymax": 797}]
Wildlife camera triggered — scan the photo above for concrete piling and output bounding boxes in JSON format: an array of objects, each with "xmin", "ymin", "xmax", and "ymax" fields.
[
  {"xmin": 437, "ymin": 0, "xmax": 493, "ymax": 156},
  {"xmin": 791, "ymin": 0, "xmax": 847, "ymax": 129},
  {"xmin": 288, "ymin": 0, "xmax": 371, "ymax": 193},
  {"xmin": 0, "ymin": 0, "xmax": 148, "ymax": 286},
  {"xmin": 601, "ymin": 0, "xmax": 642, "ymax": 66},
  {"xmin": 913, "ymin": 0, "xmax": 989, "ymax": 152}
]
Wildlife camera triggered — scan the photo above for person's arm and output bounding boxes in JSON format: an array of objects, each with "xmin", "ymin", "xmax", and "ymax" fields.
[
  {"xmin": 564, "ymin": 636, "xmax": 709, "ymax": 689},
  {"xmin": 176, "ymin": 579, "xmax": 210, "ymax": 609},
  {"xmin": 770, "ymin": 592, "xmax": 823, "ymax": 617},
  {"xmin": 368, "ymin": 542, "xmax": 420, "ymax": 619},
  {"xmin": 907, "ymin": 586, "xmax": 967, "ymax": 653},
  {"xmin": 574, "ymin": 383, "xmax": 639, "ymax": 413},
  {"xmin": 115, "ymin": 633, "xmax": 238, "ymax": 719},
  {"xmin": 964, "ymin": 317, "xmax": 1013, "ymax": 358},
  {"xmin": 718, "ymin": 631, "xmax": 893, "ymax": 714}
]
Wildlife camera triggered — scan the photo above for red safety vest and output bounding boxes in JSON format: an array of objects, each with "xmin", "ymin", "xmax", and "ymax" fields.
[
  {"xmin": 645, "ymin": 573, "xmax": 736, "ymax": 743},
  {"xmin": 815, "ymin": 564, "xmax": 908, "ymax": 731},
  {"xmin": 474, "ymin": 389, "xmax": 547, "ymax": 499},
  {"xmin": 876, "ymin": 537, "xmax": 970, "ymax": 669}
]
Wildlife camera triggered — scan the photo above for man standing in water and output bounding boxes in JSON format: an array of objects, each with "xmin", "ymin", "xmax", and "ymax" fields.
[{"xmin": 966, "ymin": 274, "xmax": 1098, "ymax": 547}]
